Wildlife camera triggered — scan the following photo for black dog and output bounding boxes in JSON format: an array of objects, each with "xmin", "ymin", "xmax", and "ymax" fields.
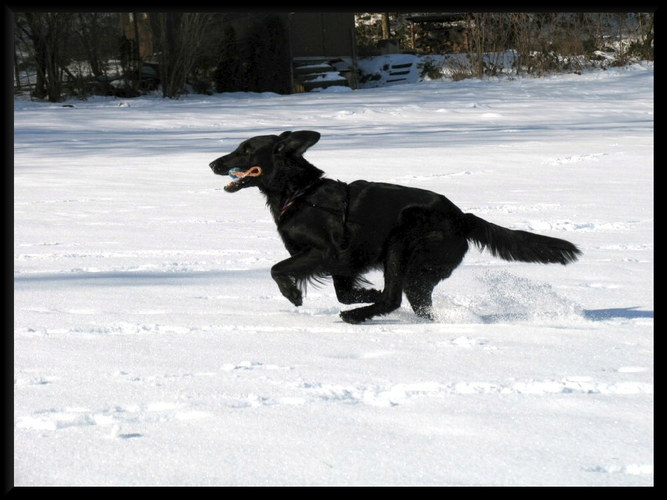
[{"xmin": 209, "ymin": 131, "xmax": 581, "ymax": 323}]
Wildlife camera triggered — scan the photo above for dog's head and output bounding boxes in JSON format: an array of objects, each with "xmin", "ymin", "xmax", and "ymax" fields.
[{"xmin": 209, "ymin": 131, "xmax": 322, "ymax": 193}]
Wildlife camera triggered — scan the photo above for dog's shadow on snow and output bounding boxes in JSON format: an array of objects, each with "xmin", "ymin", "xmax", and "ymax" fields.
[
  {"xmin": 581, "ymin": 307, "xmax": 653, "ymax": 321},
  {"xmin": 475, "ymin": 307, "xmax": 653, "ymax": 324},
  {"xmin": 17, "ymin": 272, "xmax": 653, "ymax": 323}
]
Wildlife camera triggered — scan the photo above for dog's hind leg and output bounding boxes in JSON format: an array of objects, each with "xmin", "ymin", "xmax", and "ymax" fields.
[
  {"xmin": 339, "ymin": 238, "xmax": 406, "ymax": 324},
  {"xmin": 333, "ymin": 275, "xmax": 382, "ymax": 304},
  {"xmin": 403, "ymin": 268, "xmax": 455, "ymax": 321},
  {"xmin": 404, "ymin": 275, "xmax": 439, "ymax": 320},
  {"xmin": 403, "ymin": 229, "xmax": 468, "ymax": 320}
]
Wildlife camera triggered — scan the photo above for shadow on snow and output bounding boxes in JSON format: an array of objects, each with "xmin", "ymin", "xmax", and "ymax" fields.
[
  {"xmin": 581, "ymin": 307, "xmax": 654, "ymax": 321},
  {"xmin": 15, "ymin": 271, "xmax": 654, "ymax": 323}
]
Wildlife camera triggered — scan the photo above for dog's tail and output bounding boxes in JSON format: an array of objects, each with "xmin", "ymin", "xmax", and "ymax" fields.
[{"xmin": 463, "ymin": 213, "xmax": 581, "ymax": 265}]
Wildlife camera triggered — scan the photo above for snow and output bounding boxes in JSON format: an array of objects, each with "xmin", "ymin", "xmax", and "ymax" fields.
[{"xmin": 14, "ymin": 63, "xmax": 653, "ymax": 486}]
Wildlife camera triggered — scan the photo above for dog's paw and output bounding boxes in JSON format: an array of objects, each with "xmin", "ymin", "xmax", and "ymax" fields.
[
  {"xmin": 276, "ymin": 282, "xmax": 302, "ymax": 307},
  {"xmin": 285, "ymin": 289, "xmax": 303, "ymax": 307},
  {"xmin": 339, "ymin": 309, "xmax": 367, "ymax": 324},
  {"xmin": 414, "ymin": 307, "xmax": 436, "ymax": 321}
]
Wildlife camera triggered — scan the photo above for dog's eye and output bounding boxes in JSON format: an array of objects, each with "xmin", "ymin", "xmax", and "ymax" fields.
[{"xmin": 243, "ymin": 145, "xmax": 251, "ymax": 154}]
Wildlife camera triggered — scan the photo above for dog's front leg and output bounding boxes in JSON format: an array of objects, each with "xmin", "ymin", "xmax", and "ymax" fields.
[{"xmin": 270, "ymin": 250, "xmax": 323, "ymax": 307}]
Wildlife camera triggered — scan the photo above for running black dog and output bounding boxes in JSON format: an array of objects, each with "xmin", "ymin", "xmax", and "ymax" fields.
[{"xmin": 209, "ymin": 131, "xmax": 581, "ymax": 323}]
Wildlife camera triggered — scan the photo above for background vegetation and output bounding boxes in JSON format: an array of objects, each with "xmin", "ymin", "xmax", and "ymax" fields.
[{"xmin": 13, "ymin": 12, "xmax": 654, "ymax": 102}]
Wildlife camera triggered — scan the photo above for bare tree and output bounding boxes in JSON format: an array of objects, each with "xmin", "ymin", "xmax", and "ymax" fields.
[
  {"xmin": 62, "ymin": 13, "xmax": 120, "ymax": 98},
  {"xmin": 15, "ymin": 13, "xmax": 72, "ymax": 101},
  {"xmin": 466, "ymin": 13, "xmax": 488, "ymax": 78},
  {"xmin": 150, "ymin": 12, "xmax": 210, "ymax": 98},
  {"xmin": 637, "ymin": 13, "xmax": 654, "ymax": 60},
  {"xmin": 73, "ymin": 13, "xmax": 114, "ymax": 82}
]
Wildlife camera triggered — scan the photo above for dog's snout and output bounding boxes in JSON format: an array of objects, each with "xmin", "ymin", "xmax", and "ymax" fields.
[{"xmin": 209, "ymin": 158, "xmax": 226, "ymax": 174}]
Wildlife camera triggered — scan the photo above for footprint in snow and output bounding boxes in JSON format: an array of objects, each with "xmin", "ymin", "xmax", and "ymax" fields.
[{"xmin": 17, "ymin": 402, "xmax": 211, "ymax": 435}]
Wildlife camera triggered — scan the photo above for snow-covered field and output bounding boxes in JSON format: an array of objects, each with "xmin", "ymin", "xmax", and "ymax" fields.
[{"xmin": 14, "ymin": 64, "xmax": 653, "ymax": 486}]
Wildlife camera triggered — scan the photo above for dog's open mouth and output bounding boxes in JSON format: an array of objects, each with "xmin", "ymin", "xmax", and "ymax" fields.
[{"xmin": 224, "ymin": 166, "xmax": 262, "ymax": 193}]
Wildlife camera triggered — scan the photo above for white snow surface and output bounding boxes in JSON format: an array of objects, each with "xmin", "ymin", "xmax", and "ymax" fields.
[{"xmin": 14, "ymin": 64, "xmax": 653, "ymax": 486}]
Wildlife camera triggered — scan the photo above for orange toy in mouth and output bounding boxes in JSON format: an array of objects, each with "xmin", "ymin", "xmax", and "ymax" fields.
[
  {"xmin": 225, "ymin": 166, "xmax": 263, "ymax": 192},
  {"xmin": 229, "ymin": 166, "xmax": 262, "ymax": 179}
]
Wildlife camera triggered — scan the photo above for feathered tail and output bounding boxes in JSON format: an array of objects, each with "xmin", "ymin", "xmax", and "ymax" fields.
[{"xmin": 463, "ymin": 213, "xmax": 581, "ymax": 265}]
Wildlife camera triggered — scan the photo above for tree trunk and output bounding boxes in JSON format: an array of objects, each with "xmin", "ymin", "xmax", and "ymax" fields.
[{"xmin": 381, "ymin": 13, "xmax": 390, "ymax": 39}]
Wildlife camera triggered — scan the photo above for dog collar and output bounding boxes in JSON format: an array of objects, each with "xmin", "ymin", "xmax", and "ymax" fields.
[{"xmin": 278, "ymin": 180, "xmax": 323, "ymax": 222}]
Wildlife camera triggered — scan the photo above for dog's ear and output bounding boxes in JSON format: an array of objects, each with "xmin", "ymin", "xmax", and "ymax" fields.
[{"xmin": 274, "ymin": 131, "xmax": 320, "ymax": 156}]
